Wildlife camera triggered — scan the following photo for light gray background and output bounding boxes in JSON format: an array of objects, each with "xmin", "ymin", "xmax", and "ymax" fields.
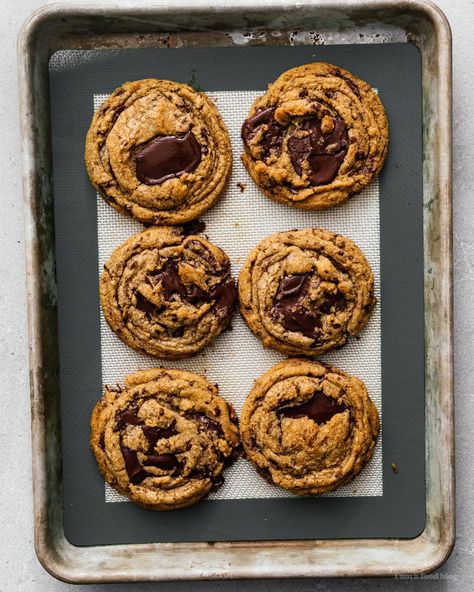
[{"xmin": 0, "ymin": 0, "xmax": 469, "ymax": 588}]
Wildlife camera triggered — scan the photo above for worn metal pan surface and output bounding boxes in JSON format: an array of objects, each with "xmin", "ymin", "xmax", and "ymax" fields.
[{"xmin": 18, "ymin": 0, "xmax": 453, "ymax": 582}]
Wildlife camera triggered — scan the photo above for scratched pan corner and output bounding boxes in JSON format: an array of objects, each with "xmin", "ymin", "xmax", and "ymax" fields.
[{"xmin": 18, "ymin": 0, "xmax": 453, "ymax": 583}]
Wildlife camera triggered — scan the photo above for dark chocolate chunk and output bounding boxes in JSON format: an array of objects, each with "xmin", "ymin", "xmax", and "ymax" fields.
[
  {"xmin": 279, "ymin": 391, "xmax": 346, "ymax": 425},
  {"xmin": 241, "ymin": 107, "xmax": 284, "ymax": 157},
  {"xmin": 135, "ymin": 291, "xmax": 159, "ymax": 315},
  {"xmin": 143, "ymin": 453, "xmax": 181, "ymax": 471},
  {"xmin": 211, "ymin": 474, "xmax": 224, "ymax": 488},
  {"xmin": 276, "ymin": 273, "xmax": 310, "ymax": 302},
  {"xmin": 241, "ymin": 107, "xmax": 275, "ymax": 142},
  {"xmin": 319, "ymin": 291, "xmax": 347, "ymax": 314},
  {"xmin": 115, "ymin": 404, "xmax": 143, "ymax": 430},
  {"xmin": 135, "ymin": 131, "xmax": 201, "ymax": 185},
  {"xmin": 272, "ymin": 273, "xmax": 322, "ymax": 337},
  {"xmin": 211, "ymin": 275, "xmax": 237, "ymax": 319},
  {"xmin": 192, "ymin": 413, "xmax": 223, "ymax": 436},
  {"xmin": 261, "ymin": 121, "xmax": 285, "ymax": 157},
  {"xmin": 150, "ymin": 259, "xmax": 211, "ymax": 305},
  {"xmin": 142, "ymin": 423, "xmax": 177, "ymax": 452},
  {"xmin": 171, "ymin": 326, "xmax": 185, "ymax": 337},
  {"xmin": 189, "ymin": 469, "xmax": 207, "ymax": 480},
  {"xmin": 306, "ymin": 152, "xmax": 346, "ymax": 185},
  {"xmin": 316, "ymin": 117, "xmax": 348, "ymax": 152},
  {"xmin": 121, "ymin": 445, "xmax": 148, "ymax": 484},
  {"xmin": 287, "ymin": 135, "xmax": 312, "ymax": 172},
  {"xmin": 186, "ymin": 240, "xmax": 217, "ymax": 267},
  {"xmin": 181, "ymin": 219, "xmax": 206, "ymax": 235},
  {"xmin": 288, "ymin": 117, "xmax": 348, "ymax": 186},
  {"xmin": 153, "ymin": 261, "xmax": 187, "ymax": 300},
  {"xmin": 279, "ymin": 308, "xmax": 322, "ymax": 336},
  {"xmin": 186, "ymin": 284, "xmax": 209, "ymax": 305}
]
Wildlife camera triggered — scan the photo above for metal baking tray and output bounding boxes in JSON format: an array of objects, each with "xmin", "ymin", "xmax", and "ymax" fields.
[{"xmin": 18, "ymin": 0, "xmax": 453, "ymax": 582}]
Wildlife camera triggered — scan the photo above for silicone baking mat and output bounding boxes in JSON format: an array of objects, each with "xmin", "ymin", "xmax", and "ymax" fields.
[
  {"xmin": 49, "ymin": 43, "xmax": 424, "ymax": 545},
  {"xmin": 95, "ymin": 90, "xmax": 382, "ymax": 502}
]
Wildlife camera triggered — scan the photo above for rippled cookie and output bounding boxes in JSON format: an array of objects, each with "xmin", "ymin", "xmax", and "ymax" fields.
[
  {"xmin": 85, "ymin": 79, "xmax": 231, "ymax": 224},
  {"xmin": 240, "ymin": 359, "xmax": 379, "ymax": 495},
  {"xmin": 90, "ymin": 368, "xmax": 240, "ymax": 510},
  {"xmin": 100, "ymin": 226, "xmax": 237, "ymax": 359},
  {"xmin": 241, "ymin": 63, "xmax": 388, "ymax": 210},
  {"xmin": 239, "ymin": 229, "xmax": 375, "ymax": 356}
]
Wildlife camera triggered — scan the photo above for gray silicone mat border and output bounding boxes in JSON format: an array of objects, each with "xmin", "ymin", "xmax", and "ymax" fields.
[{"xmin": 48, "ymin": 43, "xmax": 425, "ymax": 547}]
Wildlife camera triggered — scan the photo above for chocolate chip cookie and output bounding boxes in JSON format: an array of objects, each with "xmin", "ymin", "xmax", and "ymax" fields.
[
  {"xmin": 241, "ymin": 62, "xmax": 388, "ymax": 210},
  {"xmin": 240, "ymin": 359, "xmax": 379, "ymax": 495},
  {"xmin": 239, "ymin": 229, "xmax": 375, "ymax": 356},
  {"xmin": 90, "ymin": 368, "xmax": 240, "ymax": 510},
  {"xmin": 100, "ymin": 225, "xmax": 237, "ymax": 359},
  {"xmin": 85, "ymin": 79, "xmax": 232, "ymax": 225}
]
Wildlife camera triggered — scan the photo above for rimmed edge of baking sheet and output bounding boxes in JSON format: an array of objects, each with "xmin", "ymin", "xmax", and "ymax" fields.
[{"xmin": 18, "ymin": 0, "xmax": 453, "ymax": 582}]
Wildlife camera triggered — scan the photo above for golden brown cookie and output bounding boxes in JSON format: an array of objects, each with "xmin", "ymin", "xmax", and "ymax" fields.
[
  {"xmin": 239, "ymin": 229, "xmax": 375, "ymax": 356},
  {"xmin": 241, "ymin": 62, "xmax": 388, "ymax": 209},
  {"xmin": 100, "ymin": 225, "xmax": 237, "ymax": 359},
  {"xmin": 90, "ymin": 368, "xmax": 240, "ymax": 510},
  {"xmin": 85, "ymin": 79, "xmax": 232, "ymax": 224},
  {"xmin": 240, "ymin": 359, "xmax": 379, "ymax": 495}
]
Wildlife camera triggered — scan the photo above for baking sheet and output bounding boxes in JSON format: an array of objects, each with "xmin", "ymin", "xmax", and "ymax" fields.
[{"xmin": 49, "ymin": 43, "xmax": 425, "ymax": 545}]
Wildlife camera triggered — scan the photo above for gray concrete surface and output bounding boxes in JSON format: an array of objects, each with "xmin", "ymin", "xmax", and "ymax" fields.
[{"xmin": 1, "ymin": 0, "xmax": 471, "ymax": 589}]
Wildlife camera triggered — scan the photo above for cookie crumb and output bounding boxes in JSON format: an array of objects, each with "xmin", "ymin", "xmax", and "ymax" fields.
[
  {"xmin": 391, "ymin": 462, "xmax": 399, "ymax": 474},
  {"xmin": 237, "ymin": 182, "xmax": 246, "ymax": 192}
]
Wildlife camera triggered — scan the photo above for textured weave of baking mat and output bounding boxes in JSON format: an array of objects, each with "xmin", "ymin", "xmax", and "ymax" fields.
[
  {"xmin": 49, "ymin": 44, "xmax": 424, "ymax": 545},
  {"xmin": 94, "ymin": 91, "xmax": 382, "ymax": 501}
]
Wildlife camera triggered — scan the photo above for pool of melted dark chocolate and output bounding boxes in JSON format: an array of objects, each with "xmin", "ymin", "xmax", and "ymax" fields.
[
  {"xmin": 279, "ymin": 391, "xmax": 346, "ymax": 425},
  {"xmin": 135, "ymin": 131, "xmax": 201, "ymax": 185}
]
